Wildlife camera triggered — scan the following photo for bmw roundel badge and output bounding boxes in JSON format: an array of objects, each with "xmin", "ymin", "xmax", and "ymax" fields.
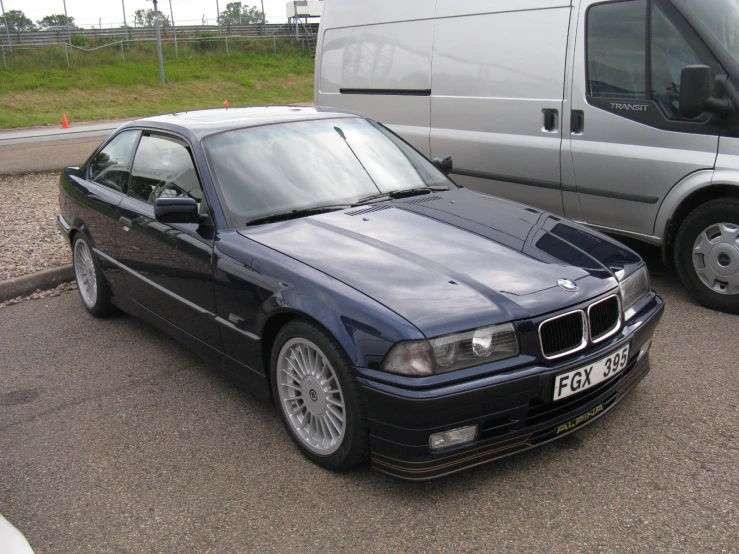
[{"xmin": 557, "ymin": 279, "xmax": 578, "ymax": 292}]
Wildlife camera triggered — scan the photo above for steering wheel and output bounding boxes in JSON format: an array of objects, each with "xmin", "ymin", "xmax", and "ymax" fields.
[{"xmin": 148, "ymin": 182, "xmax": 192, "ymax": 203}]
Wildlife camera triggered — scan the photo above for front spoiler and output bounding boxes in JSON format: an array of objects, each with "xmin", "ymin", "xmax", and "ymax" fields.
[
  {"xmin": 371, "ymin": 353, "xmax": 650, "ymax": 480},
  {"xmin": 359, "ymin": 294, "xmax": 663, "ymax": 481}
]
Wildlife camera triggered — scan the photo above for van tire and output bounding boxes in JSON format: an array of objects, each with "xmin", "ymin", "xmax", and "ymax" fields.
[{"xmin": 674, "ymin": 198, "xmax": 739, "ymax": 314}]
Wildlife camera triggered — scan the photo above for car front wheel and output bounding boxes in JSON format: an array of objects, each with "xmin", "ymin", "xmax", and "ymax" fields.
[
  {"xmin": 271, "ymin": 320, "xmax": 369, "ymax": 471},
  {"xmin": 675, "ymin": 198, "xmax": 739, "ymax": 314},
  {"xmin": 72, "ymin": 234, "xmax": 114, "ymax": 317}
]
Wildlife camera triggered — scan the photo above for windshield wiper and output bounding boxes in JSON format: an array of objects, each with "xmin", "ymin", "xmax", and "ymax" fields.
[
  {"xmin": 355, "ymin": 185, "xmax": 450, "ymax": 205},
  {"xmin": 245, "ymin": 204, "xmax": 351, "ymax": 226}
]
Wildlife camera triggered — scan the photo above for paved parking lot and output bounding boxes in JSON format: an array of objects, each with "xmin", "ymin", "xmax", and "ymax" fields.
[{"xmin": 1, "ymin": 244, "xmax": 737, "ymax": 554}]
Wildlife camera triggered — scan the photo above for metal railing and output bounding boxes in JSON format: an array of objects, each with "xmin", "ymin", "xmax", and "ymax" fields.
[{"xmin": 0, "ymin": 22, "xmax": 319, "ymax": 47}]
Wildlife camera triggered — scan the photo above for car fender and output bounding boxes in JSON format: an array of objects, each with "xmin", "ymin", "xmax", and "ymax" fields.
[{"xmin": 653, "ymin": 169, "xmax": 715, "ymax": 240}]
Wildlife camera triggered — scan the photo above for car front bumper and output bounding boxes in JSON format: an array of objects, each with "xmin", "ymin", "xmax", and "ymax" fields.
[{"xmin": 356, "ymin": 294, "xmax": 664, "ymax": 481}]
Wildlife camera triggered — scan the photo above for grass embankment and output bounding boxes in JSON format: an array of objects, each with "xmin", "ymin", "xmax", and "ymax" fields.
[{"xmin": 0, "ymin": 39, "xmax": 314, "ymax": 128}]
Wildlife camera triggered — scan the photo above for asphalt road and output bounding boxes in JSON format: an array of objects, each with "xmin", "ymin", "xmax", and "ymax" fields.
[
  {"xmin": 1, "ymin": 245, "xmax": 737, "ymax": 554},
  {"xmin": 0, "ymin": 121, "xmax": 124, "ymax": 175}
]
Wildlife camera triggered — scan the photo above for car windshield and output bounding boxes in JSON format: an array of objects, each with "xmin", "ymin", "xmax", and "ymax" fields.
[
  {"xmin": 684, "ymin": 0, "xmax": 739, "ymax": 65},
  {"xmin": 203, "ymin": 118, "xmax": 452, "ymax": 226}
]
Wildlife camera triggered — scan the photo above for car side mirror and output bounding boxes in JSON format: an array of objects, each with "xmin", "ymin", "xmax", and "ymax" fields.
[
  {"xmin": 433, "ymin": 154, "xmax": 453, "ymax": 175},
  {"xmin": 154, "ymin": 197, "xmax": 201, "ymax": 224},
  {"xmin": 680, "ymin": 64, "xmax": 733, "ymax": 118}
]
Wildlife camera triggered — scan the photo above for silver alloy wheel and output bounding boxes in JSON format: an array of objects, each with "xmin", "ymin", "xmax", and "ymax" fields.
[
  {"xmin": 692, "ymin": 222, "xmax": 739, "ymax": 295},
  {"xmin": 277, "ymin": 337, "xmax": 346, "ymax": 455},
  {"xmin": 74, "ymin": 239, "xmax": 98, "ymax": 308}
]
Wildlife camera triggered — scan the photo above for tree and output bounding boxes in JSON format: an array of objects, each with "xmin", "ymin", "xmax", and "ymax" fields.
[
  {"xmin": 37, "ymin": 14, "xmax": 78, "ymax": 30},
  {"xmin": 132, "ymin": 8, "xmax": 170, "ymax": 28},
  {"xmin": 0, "ymin": 10, "xmax": 36, "ymax": 32},
  {"xmin": 218, "ymin": 2, "xmax": 266, "ymax": 26}
]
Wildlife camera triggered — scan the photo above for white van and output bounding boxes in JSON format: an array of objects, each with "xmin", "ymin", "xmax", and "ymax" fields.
[{"xmin": 315, "ymin": 0, "xmax": 739, "ymax": 314}]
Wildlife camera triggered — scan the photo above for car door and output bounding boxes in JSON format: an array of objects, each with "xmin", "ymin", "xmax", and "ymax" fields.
[
  {"xmin": 116, "ymin": 131, "xmax": 221, "ymax": 348},
  {"xmin": 567, "ymin": 0, "xmax": 722, "ymax": 237},
  {"xmin": 429, "ymin": 1, "xmax": 571, "ymax": 215},
  {"xmin": 67, "ymin": 130, "xmax": 140, "ymax": 295}
]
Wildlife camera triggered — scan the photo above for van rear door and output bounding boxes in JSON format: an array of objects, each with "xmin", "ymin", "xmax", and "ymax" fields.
[
  {"xmin": 430, "ymin": 0, "xmax": 572, "ymax": 215},
  {"xmin": 567, "ymin": 0, "xmax": 721, "ymax": 238}
]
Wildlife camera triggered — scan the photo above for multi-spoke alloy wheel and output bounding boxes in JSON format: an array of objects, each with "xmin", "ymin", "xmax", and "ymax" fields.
[
  {"xmin": 74, "ymin": 238, "xmax": 98, "ymax": 308},
  {"xmin": 276, "ymin": 337, "xmax": 346, "ymax": 455},
  {"xmin": 692, "ymin": 222, "xmax": 739, "ymax": 295},
  {"xmin": 71, "ymin": 235, "xmax": 114, "ymax": 317}
]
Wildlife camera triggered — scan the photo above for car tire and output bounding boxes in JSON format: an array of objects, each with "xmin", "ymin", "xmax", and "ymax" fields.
[
  {"xmin": 674, "ymin": 198, "xmax": 739, "ymax": 314},
  {"xmin": 270, "ymin": 319, "xmax": 369, "ymax": 471},
  {"xmin": 72, "ymin": 234, "xmax": 115, "ymax": 317}
]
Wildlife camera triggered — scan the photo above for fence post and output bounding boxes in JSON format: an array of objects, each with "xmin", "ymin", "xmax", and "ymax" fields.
[
  {"xmin": 273, "ymin": 36, "xmax": 276, "ymax": 54},
  {"xmin": 64, "ymin": 42, "xmax": 70, "ymax": 68},
  {"xmin": 120, "ymin": 40, "xmax": 125, "ymax": 63},
  {"xmin": 225, "ymin": 36, "xmax": 229, "ymax": 56},
  {"xmin": 1, "ymin": 45, "xmax": 5, "ymax": 69}
]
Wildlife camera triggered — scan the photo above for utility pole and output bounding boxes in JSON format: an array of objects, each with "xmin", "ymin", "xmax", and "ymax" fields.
[
  {"xmin": 121, "ymin": 0, "xmax": 128, "ymax": 41},
  {"xmin": 169, "ymin": 0, "xmax": 177, "ymax": 59},
  {"xmin": 149, "ymin": 0, "xmax": 165, "ymax": 84},
  {"xmin": 62, "ymin": 0, "xmax": 72, "ymax": 45},
  {"xmin": 0, "ymin": 0, "xmax": 12, "ymax": 52},
  {"xmin": 215, "ymin": 0, "xmax": 220, "ymax": 36},
  {"xmin": 261, "ymin": 0, "xmax": 265, "ymax": 35}
]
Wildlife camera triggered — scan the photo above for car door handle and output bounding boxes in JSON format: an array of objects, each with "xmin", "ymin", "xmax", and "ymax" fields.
[
  {"xmin": 542, "ymin": 109, "xmax": 559, "ymax": 132},
  {"xmin": 571, "ymin": 110, "xmax": 584, "ymax": 134},
  {"xmin": 119, "ymin": 217, "xmax": 132, "ymax": 231}
]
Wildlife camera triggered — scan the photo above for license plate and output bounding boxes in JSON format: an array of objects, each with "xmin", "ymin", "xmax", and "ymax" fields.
[{"xmin": 553, "ymin": 345, "xmax": 630, "ymax": 401}]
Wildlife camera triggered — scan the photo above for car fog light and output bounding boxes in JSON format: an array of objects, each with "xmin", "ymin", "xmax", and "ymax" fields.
[
  {"xmin": 429, "ymin": 425, "xmax": 478, "ymax": 451},
  {"xmin": 637, "ymin": 340, "xmax": 652, "ymax": 361}
]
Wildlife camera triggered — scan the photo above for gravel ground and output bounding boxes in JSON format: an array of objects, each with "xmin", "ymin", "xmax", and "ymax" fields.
[
  {"xmin": 0, "ymin": 281, "xmax": 77, "ymax": 310},
  {"xmin": 0, "ymin": 172, "xmax": 70, "ymax": 280}
]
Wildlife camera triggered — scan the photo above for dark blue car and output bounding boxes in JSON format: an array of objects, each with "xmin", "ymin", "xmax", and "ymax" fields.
[{"xmin": 57, "ymin": 107, "xmax": 664, "ymax": 480}]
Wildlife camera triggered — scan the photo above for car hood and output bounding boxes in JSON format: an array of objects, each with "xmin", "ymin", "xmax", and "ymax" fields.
[{"xmin": 239, "ymin": 188, "xmax": 642, "ymax": 337}]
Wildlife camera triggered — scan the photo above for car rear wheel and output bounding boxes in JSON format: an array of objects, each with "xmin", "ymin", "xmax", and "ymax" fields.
[
  {"xmin": 675, "ymin": 198, "xmax": 739, "ymax": 314},
  {"xmin": 271, "ymin": 320, "xmax": 369, "ymax": 470},
  {"xmin": 72, "ymin": 235, "xmax": 114, "ymax": 317}
]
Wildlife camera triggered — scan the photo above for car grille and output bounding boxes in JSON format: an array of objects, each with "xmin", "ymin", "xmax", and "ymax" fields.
[
  {"xmin": 588, "ymin": 295, "xmax": 621, "ymax": 342},
  {"xmin": 539, "ymin": 311, "xmax": 586, "ymax": 359}
]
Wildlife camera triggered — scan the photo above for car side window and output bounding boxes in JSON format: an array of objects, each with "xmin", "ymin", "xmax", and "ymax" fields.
[
  {"xmin": 89, "ymin": 130, "xmax": 140, "ymax": 192},
  {"xmin": 587, "ymin": 0, "xmax": 647, "ymax": 100},
  {"xmin": 651, "ymin": 4, "xmax": 707, "ymax": 120},
  {"xmin": 128, "ymin": 134, "xmax": 203, "ymax": 205}
]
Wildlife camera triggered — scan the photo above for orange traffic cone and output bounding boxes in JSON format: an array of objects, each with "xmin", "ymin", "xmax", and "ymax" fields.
[
  {"xmin": 224, "ymin": 100, "xmax": 229, "ymax": 108},
  {"xmin": 61, "ymin": 114, "xmax": 70, "ymax": 129}
]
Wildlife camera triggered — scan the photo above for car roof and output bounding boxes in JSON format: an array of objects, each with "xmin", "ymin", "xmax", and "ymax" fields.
[{"xmin": 121, "ymin": 106, "xmax": 364, "ymax": 140}]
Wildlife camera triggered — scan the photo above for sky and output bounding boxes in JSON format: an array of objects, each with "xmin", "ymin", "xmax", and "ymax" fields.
[{"xmin": 1, "ymin": 0, "xmax": 297, "ymax": 28}]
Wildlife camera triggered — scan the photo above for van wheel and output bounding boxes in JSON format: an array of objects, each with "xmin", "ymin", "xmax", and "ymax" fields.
[
  {"xmin": 270, "ymin": 320, "xmax": 369, "ymax": 471},
  {"xmin": 72, "ymin": 235, "xmax": 115, "ymax": 317},
  {"xmin": 674, "ymin": 198, "xmax": 739, "ymax": 314}
]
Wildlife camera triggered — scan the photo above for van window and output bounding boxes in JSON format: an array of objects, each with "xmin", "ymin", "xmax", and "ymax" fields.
[
  {"xmin": 587, "ymin": 0, "xmax": 647, "ymax": 100},
  {"xmin": 651, "ymin": 4, "xmax": 706, "ymax": 120},
  {"xmin": 587, "ymin": 0, "xmax": 712, "ymax": 121}
]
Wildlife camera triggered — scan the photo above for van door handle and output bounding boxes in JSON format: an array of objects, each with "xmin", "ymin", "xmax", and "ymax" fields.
[
  {"xmin": 571, "ymin": 110, "xmax": 585, "ymax": 134},
  {"xmin": 119, "ymin": 217, "xmax": 132, "ymax": 231},
  {"xmin": 542, "ymin": 109, "xmax": 559, "ymax": 132}
]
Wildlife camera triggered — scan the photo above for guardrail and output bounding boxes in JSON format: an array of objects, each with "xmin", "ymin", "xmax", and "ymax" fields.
[{"xmin": 0, "ymin": 22, "xmax": 319, "ymax": 47}]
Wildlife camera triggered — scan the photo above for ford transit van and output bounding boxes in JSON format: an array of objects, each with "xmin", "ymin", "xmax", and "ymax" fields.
[{"xmin": 315, "ymin": 0, "xmax": 739, "ymax": 314}]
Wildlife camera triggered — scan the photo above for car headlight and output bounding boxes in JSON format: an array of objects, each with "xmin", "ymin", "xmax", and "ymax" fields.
[
  {"xmin": 382, "ymin": 323, "xmax": 519, "ymax": 376},
  {"xmin": 620, "ymin": 266, "xmax": 650, "ymax": 320}
]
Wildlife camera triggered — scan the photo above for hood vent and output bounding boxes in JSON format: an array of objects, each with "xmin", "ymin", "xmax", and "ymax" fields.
[
  {"xmin": 402, "ymin": 195, "xmax": 442, "ymax": 205},
  {"xmin": 345, "ymin": 204, "xmax": 393, "ymax": 216}
]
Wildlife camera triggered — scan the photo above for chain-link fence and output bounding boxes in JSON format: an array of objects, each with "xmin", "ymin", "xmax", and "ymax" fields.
[{"xmin": 0, "ymin": 33, "xmax": 316, "ymax": 71}]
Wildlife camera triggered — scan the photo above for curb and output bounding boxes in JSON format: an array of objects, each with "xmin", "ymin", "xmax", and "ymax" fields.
[{"xmin": 0, "ymin": 265, "xmax": 74, "ymax": 303}]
